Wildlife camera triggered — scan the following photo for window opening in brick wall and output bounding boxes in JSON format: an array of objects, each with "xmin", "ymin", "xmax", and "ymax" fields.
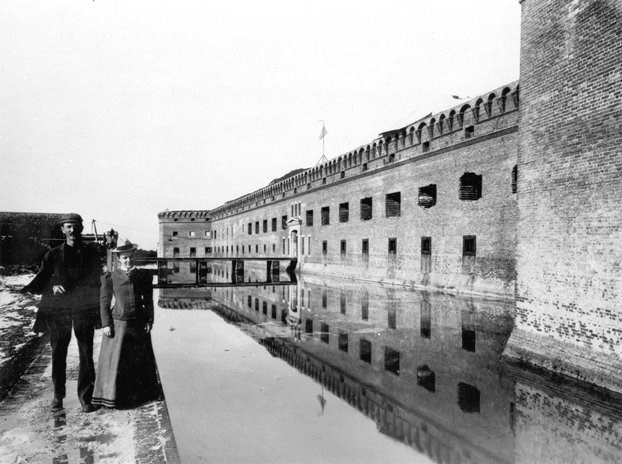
[
  {"xmin": 362, "ymin": 163, "xmax": 368, "ymax": 172},
  {"xmin": 282, "ymin": 238, "xmax": 286, "ymax": 255},
  {"xmin": 340, "ymin": 171, "xmax": 345, "ymax": 179},
  {"xmin": 272, "ymin": 218, "xmax": 277, "ymax": 232},
  {"xmin": 262, "ymin": 301, "xmax": 267, "ymax": 315},
  {"xmin": 388, "ymin": 238, "xmax": 397, "ymax": 256},
  {"xmin": 322, "ymin": 240, "xmax": 327, "ymax": 256},
  {"xmin": 388, "ymin": 305, "xmax": 396, "ymax": 329},
  {"xmin": 322, "ymin": 288, "xmax": 327, "ymax": 308},
  {"xmin": 418, "ymin": 185, "xmax": 437, "ymax": 208},
  {"xmin": 306, "ymin": 210, "xmax": 313, "ymax": 226},
  {"xmin": 385, "ymin": 192, "xmax": 401, "ymax": 217},
  {"xmin": 308, "ymin": 236, "xmax": 311, "ymax": 256},
  {"xmin": 462, "ymin": 327, "xmax": 476, "ymax": 352},
  {"xmin": 188, "ymin": 231, "xmax": 195, "ymax": 237},
  {"xmin": 340, "ymin": 292, "xmax": 346, "ymax": 314},
  {"xmin": 322, "ymin": 178, "xmax": 326, "ymax": 185},
  {"xmin": 248, "ymin": 223, "xmax": 252, "ymax": 235},
  {"xmin": 384, "ymin": 347, "xmax": 400, "ymax": 375},
  {"xmin": 463, "ymin": 235, "xmax": 476, "ymax": 257},
  {"xmin": 388, "ymin": 153, "xmax": 395, "ymax": 163},
  {"xmin": 305, "ymin": 319, "xmax": 313, "ymax": 334},
  {"xmin": 422, "ymin": 141, "xmax": 430, "ymax": 152},
  {"xmin": 321, "ymin": 207, "xmax": 330, "ymax": 225},
  {"xmin": 172, "ymin": 231, "xmax": 178, "ymax": 237},
  {"xmin": 189, "ymin": 247, "xmax": 196, "ymax": 257},
  {"xmin": 281, "ymin": 215, "xmax": 287, "ymax": 229},
  {"xmin": 359, "ymin": 339, "xmax": 372, "ymax": 364},
  {"xmin": 339, "ymin": 202, "xmax": 349, "ymax": 222},
  {"xmin": 173, "ymin": 247, "xmax": 179, "ymax": 258},
  {"xmin": 512, "ymin": 165, "xmax": 518, "ymax": 194},
  {"xmin": 361, "ymin": 292, "xmax": 369, "ymax": 320},
  {"xmin": 459, "ymin": 172, "xmax": 482, "ymax": 200},
  {"xmin": 458, "ymin": 383, "xmax": 480, "ymax": 413},
  {"xmin": 255, "ymin": 222, "xmax": 259, "ymax": 234},
  {"xmin": 421, "ymin": 236, "xmax": 432, "ymax": 273},
  {"xmin": 247, "ymin": 295, "xmax": 252, "ymax": 308},
  {"xmin": 340, "ymin": 240, "xmax": 346, "ymax": 259},
  {"xmin": 205, "ymin": 247, "xmax": 212, "ymax": 254},
  {"xmin": 263, "ymin": 220, "xmax": 267, "ymax": 233},
  {"xmin": 255, "ymin": 298, "xmax": 259, "ymax": 312},
  {"xmin": 417, "ymin": 365, "xmax": 435, "ymax": 392},
  {"xmin": 301, "ymin": 236, "xmax": 304, "ymax": 255},
  {"xmin": 338, "ymin": 332, "xmax": 349, "ymax": 352},
  {"xmin": 256, "ymin": 244, "xmax": 259, "ymax": 253},
  {"xmin": 360, "ymin": 197, "xmax": 373, "ymax": 220},
  {"xmin": 464, "ymin": 125, "xmax": 475, "ymax": 139}
]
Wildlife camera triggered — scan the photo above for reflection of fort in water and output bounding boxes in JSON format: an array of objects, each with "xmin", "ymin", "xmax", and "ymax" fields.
[{"xmin": 158, "ymin": 271, "xmax": 622, "ymax": 463}]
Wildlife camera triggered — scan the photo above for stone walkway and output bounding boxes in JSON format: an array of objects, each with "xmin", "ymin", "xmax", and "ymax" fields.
[{"xmin": 0, "ymin": 331, "xmax": 180, "ymax": 464}]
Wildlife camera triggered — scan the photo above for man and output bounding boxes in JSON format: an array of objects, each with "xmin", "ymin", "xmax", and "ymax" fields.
[{"xmin": 22, "ymin": 213, "xmax": 102, "ymax": 412}]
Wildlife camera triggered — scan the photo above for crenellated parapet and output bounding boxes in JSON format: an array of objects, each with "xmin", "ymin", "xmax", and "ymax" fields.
[
  {"xmin": 158, "ymin": 210, "xmax": 211, "ymax": 223},
  {"xmin": 209, "ymin": 81, "xmax": 519, "ymax": 221}
]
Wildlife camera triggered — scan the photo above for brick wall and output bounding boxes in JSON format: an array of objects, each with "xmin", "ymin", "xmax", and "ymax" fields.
[{"xmin": 507, "ymin": 0, "xmax": 622, "ymax": 391}]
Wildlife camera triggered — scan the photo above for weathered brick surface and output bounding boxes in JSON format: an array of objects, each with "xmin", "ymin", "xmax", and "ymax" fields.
[
  {"xmin": 205, "ymin": 85, "xmax": 519, "ymax": 299},
  {"xmin": 510, "ymin": 0, "xmax": 622, "ymax": 389}
]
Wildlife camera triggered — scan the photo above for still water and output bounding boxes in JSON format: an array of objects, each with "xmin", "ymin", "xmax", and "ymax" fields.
[{"xmin": 151, "ymin": 264, "xmax": 622, "ymax": 464}]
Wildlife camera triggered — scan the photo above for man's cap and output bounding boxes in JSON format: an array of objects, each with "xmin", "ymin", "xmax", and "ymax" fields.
[
  {"xmin": 58, "ymin": 213, "xmax": 83, "ymax": 225},
  {"xmin": 112, "ymin": 239, "xmax": 138, "ymax": 254}
]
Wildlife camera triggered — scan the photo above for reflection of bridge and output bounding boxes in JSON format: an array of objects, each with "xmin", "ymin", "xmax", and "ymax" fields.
[{"xmin": 155, "ymin": 257, "xmax": 297, "ymax": 288}]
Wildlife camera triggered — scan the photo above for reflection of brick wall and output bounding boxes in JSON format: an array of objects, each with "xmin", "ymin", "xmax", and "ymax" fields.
[
  {"xmin": 158, "ymin": 210, "xmax": 211, "ymax": 259},
  {"xmin": 0, "ymin": 212, "xmax": 64, "ymax": 265},
  {"xmin": 509, "ymin": 0, "xmax": 622, "ymax": 392}
]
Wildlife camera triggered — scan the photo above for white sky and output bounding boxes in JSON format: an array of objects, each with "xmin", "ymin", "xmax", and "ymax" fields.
[{"xmin": 0, "ymin": 0, "xmax": 521, "ymax": 250}]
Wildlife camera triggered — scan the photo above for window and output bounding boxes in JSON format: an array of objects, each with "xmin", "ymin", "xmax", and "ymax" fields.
[
  {"xmin": 322, "ymin": 240, "xmax": 327, "ymax": 256},
  {"xmin": 305, "ymin": 319, "xmax": 313, "ymax": 334},
  {"xmin": 205, "ymin": 247, "xmax": 212, "ymax": 254},
  {"xmin": 340, "ymin": 292, "xmax": 346, "ymax": 314},
  {"xmin": 262, "ymin": 301, "xmax": 267, "ymax": 315},
  {"xmin": 459, "ymin": 172, "xmax": 482, "ymax": 200},
  {"xmin": 271, "ymin": 304, "xmax": 277, "ymax": 319},
  {"xmin": 338, "ymin": 332, "xmax": 348, "ymax": 352},
  {"xmin": 188, "ymin": 231, "xmax": 195, "ymax": 237},
  {"xmin": 339, "ymin": 202, "xmax": 349, "ymax": 222},
  {"xmin": 321, "ymin": 207, "xmax": 330, "ymax": 225},
  {"xmin": 362, "ymin": 163, "xmax": 368, "ymax": 171},
  {"xmin": 282, "ymin": 238, "xmax": 286, "ymax": 254},
  {"xmin": 308, "ymin": 237, "xmax": 311, "ymax": 256},
  {"xmin": 263, "ymin": 220, "xmax": 268, "ymax": 233},
  {"xmin": 388, "ymin": 238, "xmax": 397, "ymax": 256},
  {"xmin": 384, "ymin": 347, "xmax": 400, "ymax": 375},
  {"xmin": 247, "ymin": 295, "xmax": 252, "ymax": 308},
  {"xmin": 421, "ymin": 237, "xmax": 432, "ymax": 255},
  {"xmin": 340, "ymin": 240, "xmax": 346, "ymax": 259},
  {"xmin": 189, "ymin": 247, "xmax": 196, "ymax": 257},
  {"xmin": 204, "ymin": 231, "xmax": 211, "ymax": 238},
  {"xmin": 511, "ymin": 165, "xmax": 518, "ymax": 194},
  {"xmin": 462, "ymin": 327, "xmax": 476, "ymax": 352},
  {"xmin": 422, "ymin": 141, "xmax": 430, "ymax": 152},
  {"xmin": 281, "ymin": 215, "xmax": 288, "ymax": 229},
  {"xmin": 362, "ymin": 239, "xmax": 369, "ymax": 261},
  {"xmin": 172, "ymin": 231, "xmax": 178, "ymax": 237},
  {"xmin": 418, "ymin": 185, "xmax": 436, "ymax": 208},
  {"xmin": 306, "ymin": 210, "xmax": 313, "ymax": 226},
  {"xmin": 173, "ymin": 247, "xmax": 180, "ymax": 258},
  {"xmin": 255, "ymin": 222, "xmax": 259, "ymax": 234},
  {"xmin": 359, "ymin": 339, "xmax": 372, "ymax": 364},
  {"xmin": 463, "ymin": 235, "xmax": 476, "ymax": 257},
  {"xmin": 248, "ymin": 223, "xmax": 252, "ymax": 235},
  {"xmin": 340, "ymin": 171, "xmax": 345, "ymax": 179},
  {"xmin": 360, "ymin": 197, "xmax": 372, "ymax": 220},
  {"xmin": 464, "ymin": 125, "xmax": 475, "ymax": 138},
  {"xmin": 385, "ymin": 192, "xmax": 401, "ymax": 217},
  {"xmin": 255, "ymin": 298, "xmax": 259, "ymax": 311},
  {"xmin": 272, "ymin": 218, "xmax": 277, "ymax": 232}
]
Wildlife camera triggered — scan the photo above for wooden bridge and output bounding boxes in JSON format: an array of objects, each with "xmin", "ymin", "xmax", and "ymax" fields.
[{"xmin": 152, "ymin": 257, "xmax": 297, "ymax": 288}]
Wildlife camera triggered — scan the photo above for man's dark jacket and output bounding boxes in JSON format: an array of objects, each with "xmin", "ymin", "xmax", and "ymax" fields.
[{"xmin": 22, "ymin": 242, "xmax": 102, "ymax": 333}]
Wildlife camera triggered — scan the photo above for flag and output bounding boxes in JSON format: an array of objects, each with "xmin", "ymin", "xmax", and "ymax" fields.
[{"xmin": 319, "ymin": 124, "xmax": 328, "ymax": 140}]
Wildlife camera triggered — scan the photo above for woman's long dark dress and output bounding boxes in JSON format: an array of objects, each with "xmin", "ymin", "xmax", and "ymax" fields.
[{"xmin": 92, "ymin": 268, "xmax": 162, "ymax": 408}]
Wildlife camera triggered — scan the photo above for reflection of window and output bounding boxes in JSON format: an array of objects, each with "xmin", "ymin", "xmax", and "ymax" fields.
[
  {"xmin": 417, "ymin": 365, "xmax": 435, "ymax": 392},
  {"xmin": 384, "ymin": 347, "xmax": 400, "ymax": 375},
  {"xmin": 338, "ymin": 332, "xmax": 348, "ymax": 352},
  {"xmin": 340, "ymin": 292, "xmax": 346, "ymax": 314},
  {"xmin": 340, "ymin": 240, "xmax": 346, "ymax": 259},
  {"xmin": 322, "ymin": 241, "xmax": 327, "ymax": 256},
  {"xmin": 388, "ymin": 238, "xmax": 397, "ymax": 256},
  {"xmin": 361, "ymin": 292, "xmax": 369, "ymax": 320},
  {"xmin": 458, "ymin": 383, "xmax": 480, "ymax": 413},
  {"xmin": 322, "ymin": 289, "xmax": 327, "ymax": 308},
  {"xmin": 320, "ymin": 323, "xmax": 329, "ymax": 344},
  {"xmin": 359, "ymin": 339, "xmax": 372, "ymax": 363},
  {"xmin": 362, "ymin": 239, "xmax": 369, "ymax": 261}
]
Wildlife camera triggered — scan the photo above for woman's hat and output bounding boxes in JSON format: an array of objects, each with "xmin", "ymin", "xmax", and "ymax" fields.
[{"xmin": 112, "ymin": 239, "xmax": 137, "ymax": 254}]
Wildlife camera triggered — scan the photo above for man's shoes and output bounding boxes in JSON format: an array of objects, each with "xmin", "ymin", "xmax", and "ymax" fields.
[
  {"xmin": 81, "ymin": 402, "xmax": 97, "ymax": 413},
  {"xmin": 51, "ymin": 397, "xmax": 63, "ymax": 410}
]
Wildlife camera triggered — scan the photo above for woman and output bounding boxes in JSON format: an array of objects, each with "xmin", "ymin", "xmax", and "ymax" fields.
[{"xmin": 92, "ymin": 239, "xmax": 161, "ymax": 409}]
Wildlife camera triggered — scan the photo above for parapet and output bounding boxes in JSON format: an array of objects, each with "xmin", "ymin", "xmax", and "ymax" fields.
[{"xmin": 158, "ymin": 210, "xmax": 211, "ymax": 223}]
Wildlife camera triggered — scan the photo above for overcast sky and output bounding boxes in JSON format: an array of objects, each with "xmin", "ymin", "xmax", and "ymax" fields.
[{"xmin": 0, "ymin": 0, "xmax": 521, "ymax": 250}]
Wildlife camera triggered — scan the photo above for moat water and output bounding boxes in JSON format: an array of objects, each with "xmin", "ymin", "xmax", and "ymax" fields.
[{"xmin": 151, "ymin": 266, "xmax": 622, "ymax": 463}]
